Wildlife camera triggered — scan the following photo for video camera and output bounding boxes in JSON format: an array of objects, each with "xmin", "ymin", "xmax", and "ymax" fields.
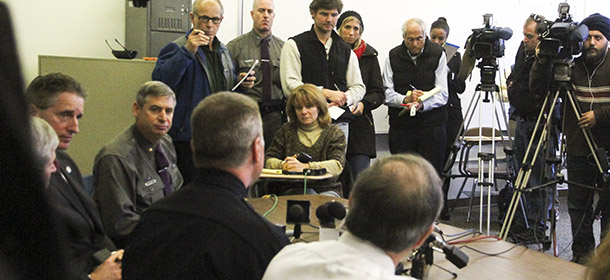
[
  {"xmin": 458, "ymin": 14, "xmax": 512, "ymax": 84},
  {"xmin": 536, "ymin": 3, "xmax": 589, "ymax": 61},
  {"xmin": 468, "ymin": 14, "xmax": 513, "ymax": 59}
]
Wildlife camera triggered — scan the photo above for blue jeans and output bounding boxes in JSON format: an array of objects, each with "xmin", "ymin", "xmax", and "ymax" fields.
[
  {"xmin": 567, "ymin": 155, "xmax": 610, "ymax": 257},
  {"xmin": 347, "ymin": 154, "xmax": 370, "ymax": 181}
]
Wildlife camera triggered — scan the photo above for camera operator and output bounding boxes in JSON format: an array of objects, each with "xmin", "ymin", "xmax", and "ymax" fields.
[
  {"xmin": 530, "ymin": 13, "xmax": 610, "ymax": 264},
  {"xmin": 506, "ymin": 14, "xmax": 555, "ymax": 242}
]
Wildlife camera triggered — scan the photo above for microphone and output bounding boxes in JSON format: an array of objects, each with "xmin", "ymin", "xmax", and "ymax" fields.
[
  {"xmin": 429, "ymin": 233, "xmax": 469, "ymax": 269},
  {"xmin": 316, "ymin": 201, "xmax": 346, "ymax": 241},
  {"xmin": 286, "ymin": 200, "xmax": 311, "ymax": 239},
  {"xmin": 316, "ymin": 201, "xmax": 346, "ymax": 228},
  {"xmin": 288, "ymin": 204, "xmax": 304, "ymax": 220}
]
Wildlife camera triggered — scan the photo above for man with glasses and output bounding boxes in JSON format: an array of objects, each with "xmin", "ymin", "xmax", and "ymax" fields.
[
  {"xmin": 383, "ymin": 18, "xmax": 448, "ymax": 174},
  {"xmin": 152, "ymin": 0, "xmax": 254, "ymax": 185},
  {"xmin": 227, "ymin": 0, "xmax": 285, "ymax": 149}
]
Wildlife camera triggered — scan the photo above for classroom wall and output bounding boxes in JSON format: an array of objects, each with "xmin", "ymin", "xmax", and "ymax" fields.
[{"xmin": 4, "ymin": 0, "xmax": 607, "ymax": 132}]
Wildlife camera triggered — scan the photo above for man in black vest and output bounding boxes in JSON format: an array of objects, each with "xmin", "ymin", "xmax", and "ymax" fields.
[
  {"xmin": 383, "ymin": 18, "xmax": 449, "ymax": 173},
  {"xmin": 280, "ymin": 0, "xmax": 365, "ymax": 139}
]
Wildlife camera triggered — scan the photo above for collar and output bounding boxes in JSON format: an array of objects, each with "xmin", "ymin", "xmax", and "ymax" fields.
[
  {"xmin": 306, "ymin": 25, "xmax": 342, "ymax": 44},
  {"xmin": 339, "ymin": 232, "xmax": 396, "ymax": 274},
  {"xmin": 250, "ymin": 30, "xmax": 272, "ymax": 46},
  {"xmin": 130, "ymin": 124, "xmax": 157, "ymax": 152},
  {"xmin": 194, "ymin": 167, "xmax": 248, "ymax": 197},
  {"xmin": 298, "ymin": 120, "xmax": 320, "ymax": 132}
]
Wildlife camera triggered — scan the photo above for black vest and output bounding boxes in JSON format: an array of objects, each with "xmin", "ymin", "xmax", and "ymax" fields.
[
  {"xmin": 292, "ymin": 27, "xmax": 351, "ymax": 92},
  {"xmin": 388, "ymin": 39, "xmax": 446, "ymax": 128}
]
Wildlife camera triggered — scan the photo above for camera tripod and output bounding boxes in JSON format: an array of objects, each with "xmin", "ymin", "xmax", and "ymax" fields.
[
  {"xmin": 499, "ymin": 61, "xmax": 610, "ymax": 251},
  {"xmin": 443, "ymin": 58, "xmax": 517, "ymax": 235}
]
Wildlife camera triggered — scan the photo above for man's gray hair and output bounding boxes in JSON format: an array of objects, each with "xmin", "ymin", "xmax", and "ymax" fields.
[
  {"xmin": 30, "ymin": 116, "xmax": 58, "ymax": 173},
  {"xmin": 345, "ymin": 154, "xmax": 443, "ymax": 253},
  {"xmin": 191, "ymin": 92, "xmax": 262, "ymax": 169},
  {"xmin": 402, "ymin": 18, "xmax": 427, "ymax": 37},
  {"xmin": 135, "ymin": 81, "xmax": 176, "ymax": 107}
]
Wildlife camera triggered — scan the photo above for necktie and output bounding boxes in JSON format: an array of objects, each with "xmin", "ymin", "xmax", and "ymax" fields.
[
  {"xmin": 260, "ymin": 38, "xmax": 272, "ymax": 106},
  {"xmin": 155, "ymin": 145, "xmax": 173, "ymax": 196}
]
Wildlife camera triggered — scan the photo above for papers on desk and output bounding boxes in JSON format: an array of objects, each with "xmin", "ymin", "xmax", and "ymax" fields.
[{"xmin": 262, "ymin": 168, "xmax": 283, "ymax": 175}]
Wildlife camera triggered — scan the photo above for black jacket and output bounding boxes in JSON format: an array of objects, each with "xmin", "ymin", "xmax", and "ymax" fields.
[
  {"xmin": 447, "ymin": 51, "xmax": 466, "ymax": 110},
  {"xmin": 387, "ymin": 39, "xmax": 447, "ymax": 128},
  {"xmin": 508, "ymin": 43, "xmax": 544, "ymax": 119},
  {"xmin": 48, "ymin": 150, "xmax": 116, "ymax": 280},
  {"xmin": 123, "ymin": 168, "xmax": 289, "ymax": 280},
  {"xmin": 347, "ymin": 43, "xmax": 384, "ymax": 157}
]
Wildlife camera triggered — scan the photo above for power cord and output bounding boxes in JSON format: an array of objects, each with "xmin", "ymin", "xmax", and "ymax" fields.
[{"xmin": 262, "ymin": 194, "xmax": 278, "ymax": 217}]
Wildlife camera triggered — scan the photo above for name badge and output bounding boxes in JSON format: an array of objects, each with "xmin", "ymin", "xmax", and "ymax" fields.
[{"xmin": 145, "ymin": 179, "xmax": 157, "ymax": 187}]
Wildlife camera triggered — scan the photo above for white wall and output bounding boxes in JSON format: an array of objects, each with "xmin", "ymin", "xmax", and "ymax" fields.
[
  {"xmin": 4, "ymin": 0, "xmax": 607, "ymax": 131},
  {"xmin": 4, "ymin": 0, "xmax": 125, "ymax": 84}
]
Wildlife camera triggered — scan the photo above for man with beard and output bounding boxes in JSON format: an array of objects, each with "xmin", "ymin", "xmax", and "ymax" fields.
[
  {"xmin": 280, "ymin": 0, "xmax": 365, "ymax": 140},
  {"xmin": 531, "ymin": 13, "xmax": 610, "ymax": 264}
]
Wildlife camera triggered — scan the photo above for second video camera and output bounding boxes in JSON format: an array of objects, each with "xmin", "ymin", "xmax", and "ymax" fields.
[{"xmin": 536, "ymin": 3, "xmax": 589, "ymax": 60}]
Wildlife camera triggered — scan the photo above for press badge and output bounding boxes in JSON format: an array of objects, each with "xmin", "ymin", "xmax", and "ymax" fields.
[{"xmin": 145, "ymin": 179, "xmax": 157, "ymax": 187}]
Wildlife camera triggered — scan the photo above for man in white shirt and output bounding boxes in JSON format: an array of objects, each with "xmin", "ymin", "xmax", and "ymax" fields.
[
  {"xmin": 383, "ymin": 18, "xmax": 449, "ymax": 173},
  {"xmin": 263, "ymin": 154, "xmax": 443, "ymax": 279},
  {"xmin": 280, "ymin": 0, "xmax": 365, "ymax": 139}
]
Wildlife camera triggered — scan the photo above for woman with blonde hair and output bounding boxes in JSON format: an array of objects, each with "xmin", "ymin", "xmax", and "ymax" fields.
[
  {"xmin": 266, "ymin": 84, "xmax": 346, "ymax": 178},
  {"xmin": 337, "ymin": 10, "xmax": 385, "ymax": 181}
]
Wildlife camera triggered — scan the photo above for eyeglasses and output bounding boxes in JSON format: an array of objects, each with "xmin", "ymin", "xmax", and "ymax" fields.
[
  {"xmin": 405, "ymin": 36, "xmax": 424, "ymax": 43},
  {"xmin": 193, "ymin": 12, "xmax": 222, "ymax": 24}
]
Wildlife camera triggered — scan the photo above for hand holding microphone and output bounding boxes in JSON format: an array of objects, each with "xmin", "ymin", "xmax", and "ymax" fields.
[{"xmin": 186, "ymin": 29, "xmax": 211, "ymax": 54}]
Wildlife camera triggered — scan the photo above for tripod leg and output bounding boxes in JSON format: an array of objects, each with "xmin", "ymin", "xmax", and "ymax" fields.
[{"xmin": 500, "ymin": 89, "xmax": 560, "ymax": 239}]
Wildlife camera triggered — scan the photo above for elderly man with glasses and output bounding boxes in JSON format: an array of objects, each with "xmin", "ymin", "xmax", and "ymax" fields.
[
  {"xmin": 152, "ymin": 0, "xmax": 254, "ymax": 185},
  {"xmin": 383, "ymin": 18, "xmax": 449, "ymax": 174}
]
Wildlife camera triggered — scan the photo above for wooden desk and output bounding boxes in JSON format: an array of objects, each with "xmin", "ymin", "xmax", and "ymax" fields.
[
  {"xmin": 247, "ymin": 195, "xmax": 586, "ymax": 280},
  {"xmin": 260, "ymin": 169, "xmax": 333, "ymax": 181},
  {"xmin": 423, "ymin": 224, "xmax": 586, "ymax": 280},
  {"xmin": 255, "ymin": 170, "xmax": 338, "ymax": 197},
  {"xmin": 247, "ymin": 195, "xmax": 347, "ymax": 242}
]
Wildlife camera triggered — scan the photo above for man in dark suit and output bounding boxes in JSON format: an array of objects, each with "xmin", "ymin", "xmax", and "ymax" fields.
[
  {"xmin": 26, "ymin": 73, "xmax": 122, "ymax": 280},
  {"xmin": 123, "ymin": 92, "xmax": 289, "ymax": 280}
]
